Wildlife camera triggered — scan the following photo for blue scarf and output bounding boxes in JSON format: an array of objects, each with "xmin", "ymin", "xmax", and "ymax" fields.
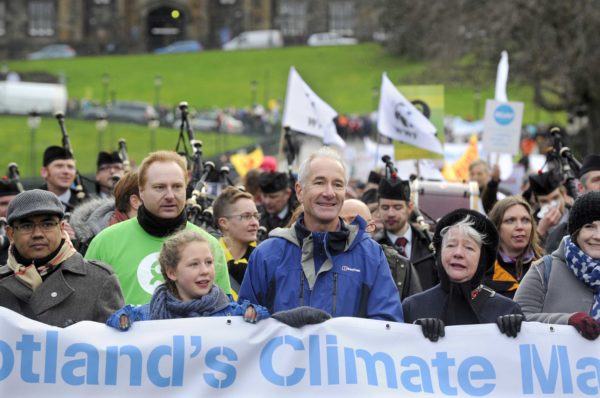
[
  {"xmin": 564, "ymin": 236, "xmax": 600, "ymax": 320},
  {"xmin": 149, "ymin": 284, "xmax": 231, "ymax": 320}
]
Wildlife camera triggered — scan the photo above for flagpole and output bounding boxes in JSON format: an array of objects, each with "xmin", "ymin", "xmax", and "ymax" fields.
[{"xmin": 374, "ymin": 85, "xmax": 381, "ymax": 169}]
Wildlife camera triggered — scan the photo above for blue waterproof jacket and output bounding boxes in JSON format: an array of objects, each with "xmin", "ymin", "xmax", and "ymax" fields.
[{"xmin": 239, "ymin": 216, "xmax": 404, "ymax": 322}]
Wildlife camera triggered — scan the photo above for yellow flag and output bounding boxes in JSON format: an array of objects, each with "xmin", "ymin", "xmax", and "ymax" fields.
[
  {"xmin": 230, "ymin": 146, "xmax": 264, "ymax": 177},
  {"xmin": 442, "ymin": 134, "xmax": 479, "ymax": 182}
]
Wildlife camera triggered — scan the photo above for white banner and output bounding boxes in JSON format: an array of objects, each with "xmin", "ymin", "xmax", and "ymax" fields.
[
  {"xmin": 377, "ymin": 73, "xmax": 443, "ymax": 154},
  {"xmin": 482, "ymin": 99, "xmax": 524, "ymax": 155},
  {"xmin": 495, "ymin": 51, "xmax": 509, "ymax": 102},
  {"xmin": 0, "ymin": 308, "xmax": 598, "ymax": 397},
  {"xmin": 281, "ymin": 66, "xmax": 345, "ymax": 147}
]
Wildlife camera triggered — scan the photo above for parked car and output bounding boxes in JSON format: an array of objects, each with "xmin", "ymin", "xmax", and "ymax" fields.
[
  {"xmin": 223, "ymin": 30, "xmax": 283, "ymax": 51},
  {"xmin": 81, "ymin": 101, "xmax": 157, "ymax": 125},
  {"xmin": 153, "ymin": 40, "xmax": 203, "ymax": 54},
  {"xmin": 307, "ymin": 32, "xmax": 358, "ymax": 46},
  {"xmin": 27, "ymin": 44, "xmax": 76, "ymax": 60},
  {"xmin": 173, "ymin": 110, "xmax": 243, "ymax": 134}
]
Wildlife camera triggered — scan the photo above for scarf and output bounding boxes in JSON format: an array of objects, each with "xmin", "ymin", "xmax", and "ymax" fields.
[
  {"xmin": 137, "ymin": 204, "xmax": 187, "ymax": 237},
  {"xmin": 564, "ymin": 236, "xmax": 600, "ymax": 320},
  {"xmin": 148, "ymin": 284, "xmax": 231, "ymax": 320},
  {"xmin": 109, "ymin": 210, "xmax": 130, "ymax": 226},
  {"xmin": 6, "ymin": 230, "xmax": 77, "ymax": 291}
]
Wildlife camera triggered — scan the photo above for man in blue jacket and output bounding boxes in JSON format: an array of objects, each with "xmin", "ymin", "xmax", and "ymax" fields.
[{"xmin": 239, "ymin": 147, "xmax": 403, "ymax": 322}]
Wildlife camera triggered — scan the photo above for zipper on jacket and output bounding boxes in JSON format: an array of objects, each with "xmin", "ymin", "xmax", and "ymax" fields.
[
  {"xmin": 332, "ymin": 273, "xmax": 337, "ymax": 316},
  {"xmin": 299, "ymin": 273, "xmax": 305, "ymax": 307}
]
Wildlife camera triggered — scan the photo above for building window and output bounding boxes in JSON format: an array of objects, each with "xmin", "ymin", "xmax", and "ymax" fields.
[
  {"xmin": 28, "ymin": 0, "xmax": 55, "ymax": 37},
  {"xmin": 329, "ymin": 1, "xmax": 354, "ymax": 36},
  {"xmin": 0, "ymin": 2, "xmax": 5, "ymax": 36},
  {"xmin": 279, "ymin": 0, "xmax": 307, "ymax": 36}
]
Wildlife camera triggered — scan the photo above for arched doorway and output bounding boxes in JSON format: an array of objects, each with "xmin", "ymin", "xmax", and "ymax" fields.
[{"xmin": 146, "ymin": 6, "xmax": 186, "ymax": 50}]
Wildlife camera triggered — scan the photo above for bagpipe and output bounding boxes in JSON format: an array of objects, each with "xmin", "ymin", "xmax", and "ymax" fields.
[
  {"xmin": 543, "ymin": 126, "xmax": 582, "ymax": 200},
  {"xmin": 6, "ymin": 162, "xmax": 25, "ymax": 194},
  {"xmin": 176, "ymin": 102, "xmax": 233, "ymax": 232},
  {"xmin": 55, "ymin": 112, "xmax": 87, "ymax": 204}
]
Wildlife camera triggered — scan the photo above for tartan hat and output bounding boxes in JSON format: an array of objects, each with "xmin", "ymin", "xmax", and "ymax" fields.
[{"xmin": 43, "ymin": 146, "xmax": 73, "ymax": 167}]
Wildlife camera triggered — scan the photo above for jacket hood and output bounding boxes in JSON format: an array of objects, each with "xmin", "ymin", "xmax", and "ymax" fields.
[{"xmin": 70, "ymin": 197, "xmax": 115, "ymax": 242}]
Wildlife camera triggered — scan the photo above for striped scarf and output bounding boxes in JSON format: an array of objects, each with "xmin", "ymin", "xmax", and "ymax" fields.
[
  {"xmin": 564, "ymin": 236, "xmax": 600, "ymax": 320},
  {"xmin": 6, "ymin": 230, "xmax": 77, "ymax": 291}
]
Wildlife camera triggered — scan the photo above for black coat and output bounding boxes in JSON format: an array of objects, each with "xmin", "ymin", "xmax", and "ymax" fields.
[
  {"xmin": 402, "ymin": 284, "xmax": 523, "ymax": 324},
  {"xmin": 374, "ymin": 224, "xmax": 438, "ymax": 290}
]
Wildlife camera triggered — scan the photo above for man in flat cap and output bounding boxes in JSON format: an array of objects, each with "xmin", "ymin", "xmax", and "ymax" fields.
[
  {"xmin": 95, "ymin": 151, "xmax": 124, "ymax": 198},
  {"xmin": 258, "ymin": 171, "xmax": 297, "ymax": 233},
  {"xmin": 528, "ymin": 170, "xmax": 570, "ymax": 253},
  {"xmin": 0, "ymin": 190, "xmax": 124, "ymax": 327},
  {"xmin": 40, "ymin": 145, "xmax": 78, "ymax": 212},
  {"xmin": 373, "ymin": 177, "xmax": 437, "ymax": 289},
  {"xmin": 542, "ymin": 154, "xmax": 600, "ymax": 254},
  {"xmin": 0, "ymin": 179, "xmax": 21, "ymax": 264}
]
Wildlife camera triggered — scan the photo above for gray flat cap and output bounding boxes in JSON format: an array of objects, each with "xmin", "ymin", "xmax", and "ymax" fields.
[{"xmin": 7, "ymin": 189, "xmax": 65, "ymax": 225}]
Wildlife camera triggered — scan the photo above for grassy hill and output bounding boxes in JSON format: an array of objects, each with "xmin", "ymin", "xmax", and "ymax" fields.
[{"xmin": 3, "ymin": 43, "xmax": 564, "ymax": 176}]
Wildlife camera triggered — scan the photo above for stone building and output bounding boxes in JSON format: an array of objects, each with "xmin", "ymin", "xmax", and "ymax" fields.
[{"xmin": 0, "ymin": 0, "xmax": 382, "ymax": 59}]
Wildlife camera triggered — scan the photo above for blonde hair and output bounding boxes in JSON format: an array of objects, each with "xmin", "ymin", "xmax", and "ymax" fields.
[
  {"xmin": 138, "ymin": 150, "xmax": 187, "ymax": 188},
  {"xmin": 159, "ymin": 230, "xmax": 212, "ymax": 298}
]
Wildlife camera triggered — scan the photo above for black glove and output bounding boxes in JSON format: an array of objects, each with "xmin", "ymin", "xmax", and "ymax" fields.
[
  {"xmin": 272, "ymin": 306, "xmax": 332, "ymax": 328},
  {"xmin": 496, "ymin": 314, "xmax": 524, "ymax": 338},
  {"xmin": 414, "ymin": 318, "xmax": 445, "ymax": 342}
]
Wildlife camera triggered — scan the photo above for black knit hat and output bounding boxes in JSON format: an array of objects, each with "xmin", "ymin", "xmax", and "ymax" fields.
[
  {"xmin": 259, "ymin": 172, "xmax": 289, "ymax": 194},
  {"xmin": 43, "ymin": 145, "xmax": 73, "ymax": 167},
  {"xmin": 578, "ymin": 154, "xmax": 600, "ymax": 179},
  {"xmin": 7, "ymin": 189, "xmax": 64, "ymax": 225},
  {"xmin": 0, "ymin": 179, "xmax": 20, "ymax": 197},
  {"xmin": 433, "ymin": 208, "xmax": 499, "ymax": 285},
  {"xmin": 528, "ymin": 170, "xmax": 562, "ymax": 196},
  {"xmin": 360, "ymin": 187, "xmax": 378, "ymax": 205},
  {"xmin": 378, "ymin": 177, "xmax": 411, "ymax": 201},
  {"xmin": 568, "ymin": 191, "xmax": 600, "ymax": 235},
  {"xmin": 97, "ymin": 151, "xmax": 122, "ymax": 169}
]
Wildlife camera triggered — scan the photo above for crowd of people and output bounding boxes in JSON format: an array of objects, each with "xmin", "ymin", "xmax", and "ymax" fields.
[{"xmin": 0, "ymin": 138, "xmax": 599, "ymax": 344}]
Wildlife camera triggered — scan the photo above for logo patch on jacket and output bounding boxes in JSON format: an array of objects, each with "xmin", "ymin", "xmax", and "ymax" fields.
[{"xmin": 341, "ymin": 265, "xmax": 361, "ymax": 273}]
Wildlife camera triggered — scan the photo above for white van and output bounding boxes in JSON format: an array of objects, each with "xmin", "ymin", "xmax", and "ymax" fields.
[
  {"xmin": 0, "ymin": 81, "xmax": 67, "ymax": 115},
  {"xmin": 223, "ymin": 30, "xmax": 283, "ymax": 51}
]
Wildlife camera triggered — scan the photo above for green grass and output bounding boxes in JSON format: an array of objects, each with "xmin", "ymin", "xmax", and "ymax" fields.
[
  {"xmin": 0, "ymin": 115, "xmax": 253, "ymax": 177},
  {"xmin": 3, "ymin": 43, "xmax": 565, "ymax": 175}
]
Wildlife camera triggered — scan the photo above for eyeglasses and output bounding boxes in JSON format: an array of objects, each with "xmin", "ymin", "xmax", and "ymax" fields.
[
  {"xmin": 226, "ymin": 213, "xmax": 261, "ymax": 222},
  {"xmin": 13, "ymin": 221, "xmax": 60, "ymax": 233}
]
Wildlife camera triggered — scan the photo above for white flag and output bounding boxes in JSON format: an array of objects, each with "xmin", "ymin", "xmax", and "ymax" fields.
[
  {"xmin": 495, "ymin": 50, "xmax": 509, "ymax": 102},
  {"xmin": 282, "ymin": 67, "xmax": 345, "ymax": 147},
  {"xmin": 377, "ymin": 73, "xmax": 442, "ymax": 154}
]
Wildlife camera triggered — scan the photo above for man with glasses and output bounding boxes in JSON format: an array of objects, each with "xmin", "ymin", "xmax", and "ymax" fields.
[
  {"xmin": 0, "ymin": 190, "xmax": 124, "ymax": 327},
  {"xmin": 95, "ymin": 151, "xmax": 124, "ymax": 198}
]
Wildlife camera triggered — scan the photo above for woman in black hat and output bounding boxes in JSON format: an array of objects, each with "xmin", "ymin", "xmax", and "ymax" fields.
[
  {"xmin": 514, "ymin": 191, "xmax": 600, "ymax": 340},
  {"xmin": 402, "ymin": 209, "xmax": 524, "ymax": 341}
]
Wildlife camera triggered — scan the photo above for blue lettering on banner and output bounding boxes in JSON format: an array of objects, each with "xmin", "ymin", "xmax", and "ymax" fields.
[
  {"xmin": 494, "ymin": 104, "xmax": 515, "ymax": 126},
  {"xmin": 1, "ymin": 328, "xmax": 600, "ymax": 395}
]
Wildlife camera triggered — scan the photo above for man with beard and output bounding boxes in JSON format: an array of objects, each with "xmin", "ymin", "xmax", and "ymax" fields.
[
  {"xmin": 373, "ymin": 177, "xmax": 437, "ymax": 289},
  {"xmin": 85, "ymin": 151, "xmax": 231, "ymax": 304}
]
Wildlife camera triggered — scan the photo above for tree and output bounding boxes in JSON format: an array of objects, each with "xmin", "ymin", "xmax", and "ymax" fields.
[{"xmin": 382, "ymin": 0, "xmax": 600, "ymax": 155}]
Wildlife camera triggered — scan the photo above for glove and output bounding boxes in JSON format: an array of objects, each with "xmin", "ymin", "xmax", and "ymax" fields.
[
  {"xmin": 414, "ymin": 318, "xmax": 445, "ymax": 342},
  {"xmin": 568, "ymin": 312, "xmax": 600, "ymax": 340},
  {"xmin": 272, "ymin": 306, "xmax": 332, "ymax": 328},
  {"xmin": 496, "ymin": 314, "xmax": 524, "ymax": 338},
  {"xmin": 106, "ymin": 305, "xmax": 138, "ymax": 331}
]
